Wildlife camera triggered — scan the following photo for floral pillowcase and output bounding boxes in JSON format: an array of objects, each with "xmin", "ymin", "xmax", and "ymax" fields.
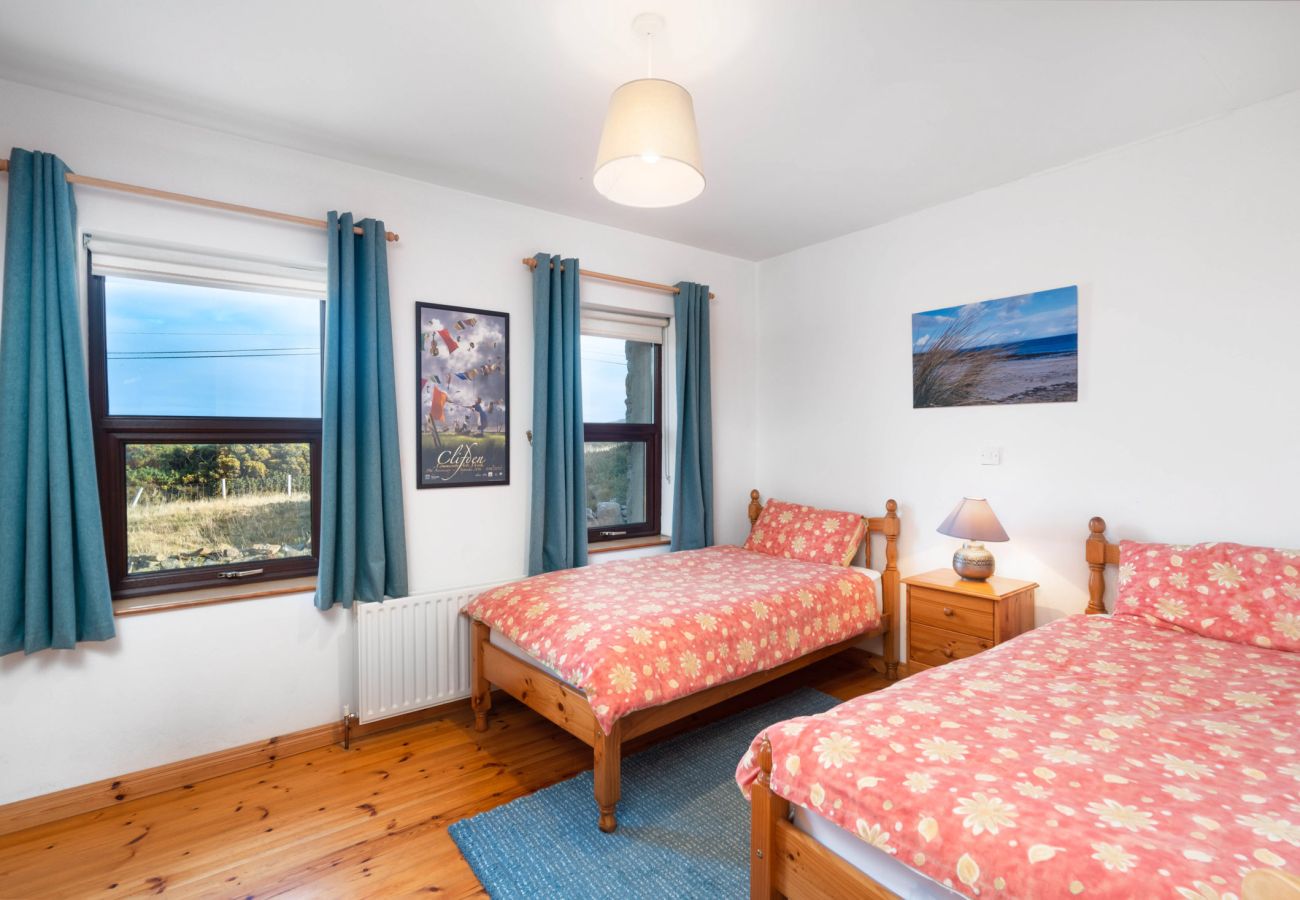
[
  {"xmin": 743, "ymin": 499, "xmax": 866, "ymax": 567},
  {"xmin": 1116, "ymin": 540, "xmax": 1300, "ymax": 652}
]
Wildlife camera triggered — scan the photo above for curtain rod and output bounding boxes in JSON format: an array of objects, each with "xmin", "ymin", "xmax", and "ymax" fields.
[
  {"xmin": 521, "ymin": 257, "xmax": 716, "ymax": 300},
  {"xmin": 0, "ymin": 159, "xmax": 399, "ymax": 242}
]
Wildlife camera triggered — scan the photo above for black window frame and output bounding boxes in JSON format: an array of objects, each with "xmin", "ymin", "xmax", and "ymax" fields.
[
  {"xmin": 583, "ymin": 338, "xmax": 662, "ymax": 544},
  {"xmin": 87, "ymin": 257, "xmax": 323, "ymax": 599}
]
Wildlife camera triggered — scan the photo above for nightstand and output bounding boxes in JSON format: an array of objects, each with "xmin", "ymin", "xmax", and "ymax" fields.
[{"xmin": 903, "ymin": 569, "xmax": 1037, "ymax": 674}]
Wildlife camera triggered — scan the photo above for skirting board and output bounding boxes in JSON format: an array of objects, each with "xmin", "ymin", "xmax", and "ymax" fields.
[
  {"xmin": 0, "ymin": 721, "xmax": 342, "ymax": 837},
  {"xmin": 0, "ymin": 695, "xmax": 476, "ymax": 838},
  {"xmin": 1, "ymin": 650, "xmax": 889, "ymax": 838}
]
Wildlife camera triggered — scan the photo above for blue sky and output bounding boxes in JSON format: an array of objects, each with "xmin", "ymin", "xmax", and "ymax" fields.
[
  {"xmin": 912, "ymin": 285, "xmax": 1078, "ymax": 351},
  {"xmin": 105, "ymin": 276, "xmax": 322, "ymax": 418},
  {"xmin": 581, "ymin": 335, "xmax": 633, "ymax": 422}
]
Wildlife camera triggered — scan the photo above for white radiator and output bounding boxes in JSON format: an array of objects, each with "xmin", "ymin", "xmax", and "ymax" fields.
[{"xmin": 355, "ymin": 582, "xmax": 500, "ymax": 724}]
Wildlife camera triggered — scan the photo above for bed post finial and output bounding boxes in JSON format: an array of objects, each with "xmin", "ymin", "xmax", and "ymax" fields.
[
  {"xmin": 883, "ymin": 500, "xmax": 899, "ymax": 572},
  {"xmin": 1086, "ymin": 516, "xmax": 1108, "ymax": 615},
  {"xmin": 1243, "ymin": 868, "xmax": 1300, "ymax": 900},
  {"xmin": 748, "ymin": 489, "xmax": 763, "ymax": 528}
]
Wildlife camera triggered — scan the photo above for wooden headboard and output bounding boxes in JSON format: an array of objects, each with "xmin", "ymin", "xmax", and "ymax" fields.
[
  {"xmin": 746, "ymin": 489, "xmax": 900, "ymax": 634},
  {"xmin": 1084, "ymin": 516, "xmax": 1122, "ymax": 615}
]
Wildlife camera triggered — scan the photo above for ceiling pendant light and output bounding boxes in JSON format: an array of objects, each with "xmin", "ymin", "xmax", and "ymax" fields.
[{"xmin": 593, "ymin": 13, "xmax": 705, "ymax": 208}]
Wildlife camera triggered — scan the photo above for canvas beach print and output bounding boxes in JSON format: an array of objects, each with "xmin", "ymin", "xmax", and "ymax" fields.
[
  {"xmin": 912, "ymin": 285, "xmax": 1078, "ymax": 408},
  {"xmin": 416, "ymin": 302, "xmax": 509, "ymax": 488}
]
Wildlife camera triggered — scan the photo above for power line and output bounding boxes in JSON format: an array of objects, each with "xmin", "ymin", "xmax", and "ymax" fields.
[
  {"xmin": 110, "ymin": 330, "xmax": 320, "ymax": 337},
  {"xmin": 108, "ymin": 350, "xmax": 319, "ymax": 360},
  {"xmin": 109, "ymin": 347, "xmax": 317, "ymax": 356}
]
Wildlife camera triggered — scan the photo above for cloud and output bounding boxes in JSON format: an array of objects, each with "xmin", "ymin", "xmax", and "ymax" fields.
[{"xmin": 419, "ymin": 308, "xmax": 507, "ymax": 414}]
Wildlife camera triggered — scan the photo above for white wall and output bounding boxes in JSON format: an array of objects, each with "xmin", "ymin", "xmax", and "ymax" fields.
[
  {"xmin": 8, "ymin": 74, "xmax": 1299, "ymax": 806},
  {"xmin": 755, "ymin": 90, "xmax": 1300, "ymax": 634},
  {"xmin": 0, "ymin": 79, "xmax": 759, "ymax": 804}
]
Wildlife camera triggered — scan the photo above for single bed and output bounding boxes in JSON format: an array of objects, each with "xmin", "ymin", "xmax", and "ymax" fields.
[
  {"xmin": 486, "ymin": 564, "xmax": 887, "ymax": 683},
  {"xmin": 739, "ymin": 517, "xmax": 1300, "ymax": 900},
  {"xmin": 463, "ymin": 489, "xmax": 901, "ymax": 832}
]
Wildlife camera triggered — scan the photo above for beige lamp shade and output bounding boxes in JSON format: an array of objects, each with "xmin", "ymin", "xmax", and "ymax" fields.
[
  {"xmin": 936, "ymin": 497, "xmax": 1009, "ymax": 543},
  {"xmin": 593, "ymin": 78, "xmax": 705, "ymax": 208}
]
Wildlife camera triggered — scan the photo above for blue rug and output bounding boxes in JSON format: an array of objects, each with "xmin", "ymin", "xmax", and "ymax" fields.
[{"xmin": 449, "ymin": 687, "xmax": 838, "ymax": 899}]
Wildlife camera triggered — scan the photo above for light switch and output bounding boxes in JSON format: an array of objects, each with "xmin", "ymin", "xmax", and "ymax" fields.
[{"xmin": 979, "ymin": 446, "xmax": 1001, "ymax": 466}]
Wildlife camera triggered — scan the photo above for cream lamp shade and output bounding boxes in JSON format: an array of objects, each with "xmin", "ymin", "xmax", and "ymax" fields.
[
  {"xmin": 593, "ymin": 78, "xmax": 705, "ymax": 208},
  {"xmin": 936, "ymin": 498, "xmax": 1009, "ymax": 543}
]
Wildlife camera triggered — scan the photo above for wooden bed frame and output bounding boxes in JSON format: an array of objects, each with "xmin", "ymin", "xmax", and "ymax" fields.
[
  {"xmin": 749, "ymin": 516, "xmax": 1300, "ymax": 900},
  {"xmin": 469, "ymin": 489, "xmax": 900, "ymax": 833}
]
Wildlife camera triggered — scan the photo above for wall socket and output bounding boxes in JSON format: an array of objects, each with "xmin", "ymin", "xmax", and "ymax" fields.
[{"xmin": 979, "ymin": 446, "xmax": 1002, "ymax": 466}]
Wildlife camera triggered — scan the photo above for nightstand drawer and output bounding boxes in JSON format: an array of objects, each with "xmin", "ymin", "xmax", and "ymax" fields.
[
  {"xmin": 909, "ymin": 589, "xmax": 994, "ymax": 639},
  {"xmin": 909, "ymin": 622, "xmax": 992, "ymax": 668}
]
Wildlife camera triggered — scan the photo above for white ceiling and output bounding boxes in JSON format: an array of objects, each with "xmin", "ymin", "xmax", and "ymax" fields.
[{"xmin": 2, "ymin": 1, "xmax": 1300, "ymax": 260}]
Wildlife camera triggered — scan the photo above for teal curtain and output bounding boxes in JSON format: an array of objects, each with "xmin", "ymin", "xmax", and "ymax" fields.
[
  {"xmin": 528, "ymin": 253, "xmax": 587, "ymax": 574},
  {"xmin": 671, "ymin": 282, "xmax": 714, "ymax": 551},
  {"xmin": 0, "ymin": 149, "xmax": 115, "ymax": 655},
  {"xmin": 314, "ymin": 212, "xmax": 408, "ymax": 610}
]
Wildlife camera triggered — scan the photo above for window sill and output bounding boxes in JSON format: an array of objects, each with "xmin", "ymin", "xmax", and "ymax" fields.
[
  {"xmin": 588, "ymin": 534, "xmax": 672, "ymax": 555},
  {"xmin": 112, "ymin": 576, "xmax": 317, "ymax": 617}
]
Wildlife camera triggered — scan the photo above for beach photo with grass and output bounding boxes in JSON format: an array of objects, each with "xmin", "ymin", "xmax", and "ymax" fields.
[{"xmin": 912, "ymin": 285, "xmax": 1078, "ymax": 408}]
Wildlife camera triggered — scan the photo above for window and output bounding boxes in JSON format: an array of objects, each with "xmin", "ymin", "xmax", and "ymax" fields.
[
  {"xmin": 88, "ymin": 259, "xmax": 324, "ymax": 598},
  {"xmin": 581, "ymin": 313, "xmax": 664, "ymax": 543}
]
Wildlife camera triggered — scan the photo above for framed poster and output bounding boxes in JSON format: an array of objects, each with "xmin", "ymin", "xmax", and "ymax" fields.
[
  {"xmin": 415, "ymin": 302, "xmax": 509, "ymax": 488},
  {"xmin": 912, "ymin": 285, "xmax": 1078, "ymax": 408}
]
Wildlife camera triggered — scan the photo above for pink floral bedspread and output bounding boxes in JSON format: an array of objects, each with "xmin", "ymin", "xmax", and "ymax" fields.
[
  {"xmin": 737, "ymin": 614, "xmax": 1300, "ymax": 899},
  {"xmin": 465, "ymin": 546, "xmax": 879, "ymax": 733}
]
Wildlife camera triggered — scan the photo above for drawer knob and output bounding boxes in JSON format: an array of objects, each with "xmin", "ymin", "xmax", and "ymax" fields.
[
  {"xmin": 942, "ymin": 607, "xmax": 955, "ymax": 617},
  {"xmin": 941, "ymin": 646, "xmax": 955, "ymax": 659},
  {"xmin": 979, "ymin": 641, "xmax": 990, "ymax": 650}
]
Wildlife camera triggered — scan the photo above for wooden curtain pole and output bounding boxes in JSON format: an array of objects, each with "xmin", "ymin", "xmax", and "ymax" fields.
[
  {"xmin": 521, "ymin": 257, "xmax": 716, "ymax": 300},
  {"xmin": 0, "ymin": 159, "xmax": 399, "ymax": 242}
]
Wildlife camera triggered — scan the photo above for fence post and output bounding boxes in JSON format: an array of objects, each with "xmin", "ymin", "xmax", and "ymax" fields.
[
  {"xmin": 287, "ymin": 474, "xmax": 293, "ymax": 497},
  {"xmin": 222, "ymin": 478, "xmax": 227, "ymax": 499},
  {"xmin": 132, "ymin": 487, "xmax": 144, "ymax": 508}
]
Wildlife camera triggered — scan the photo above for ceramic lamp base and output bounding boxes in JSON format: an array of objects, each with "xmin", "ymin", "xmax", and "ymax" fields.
[{"xmin": 952, "ymin": 541, "xmax": 995, "ymax": 581}]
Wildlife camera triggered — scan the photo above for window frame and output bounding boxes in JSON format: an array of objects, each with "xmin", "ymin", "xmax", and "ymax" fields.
[
  {"xmin": 86, "ymin": 258, "xmax": 323, "ymax": 599},
  {"xmin": 583, "ymin": 338, "xmax": 663, "ymax": 544}
]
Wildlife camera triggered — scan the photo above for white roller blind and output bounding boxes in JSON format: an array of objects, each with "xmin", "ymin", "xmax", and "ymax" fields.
[
  {"xmin": 85, "ymin": 233, "xmax": 328, "ymax": 298},
  {"xmin": 580, "ymin": 307, "xmax": 668, "ymax": 344}
]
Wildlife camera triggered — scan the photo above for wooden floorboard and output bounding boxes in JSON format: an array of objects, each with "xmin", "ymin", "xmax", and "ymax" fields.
[{"xmin": 0, "ymin": 654, "xmax": 890, "ymax": 899}]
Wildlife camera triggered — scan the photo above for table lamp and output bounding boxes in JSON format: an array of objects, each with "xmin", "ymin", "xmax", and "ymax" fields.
[{"xmin": 937, "ymin": 497, "xmax": 1009, "ymax": 581}]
